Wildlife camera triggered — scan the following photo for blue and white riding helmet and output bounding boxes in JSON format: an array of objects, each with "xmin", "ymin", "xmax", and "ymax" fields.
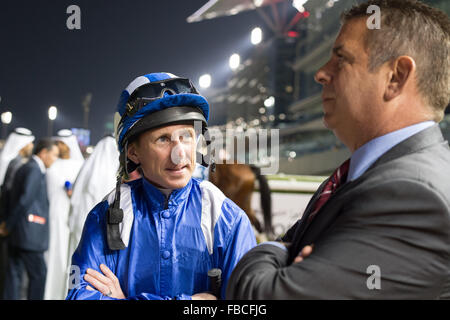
[{"xmin": 113, "ymin": 72, "xmax": 210, "ymax": 175}]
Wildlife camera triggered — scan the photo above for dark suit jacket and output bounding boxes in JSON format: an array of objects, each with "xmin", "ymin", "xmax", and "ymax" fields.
[
  {"xmin": 0, "ymin": 155, "xmax": 27, "ymax": 221},
  {"xmin": 5, "ymin": 157, "xmax": 49, "ymax": 252},
  {"xmin": 226, "ymin": 124, "xmax": 450, "ymax": 299}
]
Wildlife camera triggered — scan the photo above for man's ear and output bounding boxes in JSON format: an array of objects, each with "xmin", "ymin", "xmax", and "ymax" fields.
[
  {"xmin": 384, "ymin": 56, "xmax": 416, "ymax": 101},
  {"xmin": 127, "ymin": 142, "xmax": 140, "ymax": 165}
]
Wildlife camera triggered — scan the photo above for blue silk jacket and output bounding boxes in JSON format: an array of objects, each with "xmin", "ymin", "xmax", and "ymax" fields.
[{"xmin": 66, "ymin": 177, "xmax": 256, "ymax": 300}]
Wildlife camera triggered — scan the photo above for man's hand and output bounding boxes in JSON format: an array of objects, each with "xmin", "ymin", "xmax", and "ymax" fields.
[
  {"xmin": 293, "ymin": 244, "xmax": 314, "ymax": 264},
  {"xmin": 191, "ymin": 292, "xmax": 217, "ymax": 300},
  {"xmin": 84, "ymin": 264, "xmax": 126, "ymax": 299}
]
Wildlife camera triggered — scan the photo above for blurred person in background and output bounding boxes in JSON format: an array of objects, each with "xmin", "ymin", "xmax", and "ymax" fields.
[
  {"xmin": 44, "ymin": 130, "xmax": 84, "ymax": 300},
  {"xmin": 0, "ymin": 128, "xmax": 35, "ymax": 187},
  {"xmin": 0, "ymin": 128, "xmax": 35, "ymax": 298},
  {"xmin": 66, "ymin": 134, "xmax": 120, "ymax": 269},
  {"xmin": 0, "ymin": 139, "xmax": 59, "ymax": 300}
]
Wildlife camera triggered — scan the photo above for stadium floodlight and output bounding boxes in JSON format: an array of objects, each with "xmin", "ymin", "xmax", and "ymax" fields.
[
  {"xmin": 48, "ymin": 106, "xmax": 58, "ymax": 136},
  {"xmin": 229, "ymin": 53, "xmax": 240, "ymax": 70},
  {"xmin": 48, "ymin": 106, "xmax": 58, "ymax": 120},
  {"xmin": 251, "ymin": 27, "xmax": 263, "ymax": 45},
  {"xmin": 264, "ymin": 96, "xmax": 275, "ymax": 108},
  {"xmin": 292, "ymin": 0, "xmax": 308, "ymax": 12},
  {"xmin": 253, "ymin": 0, "xmax": 264, "ymax": 7},
  {"xmin": 1, "ymin": 111, "xmax": 12, "ymax": 124},
  {"xmin": 199, "ymin": 74, "xmax": 212, "ymax": 89}
]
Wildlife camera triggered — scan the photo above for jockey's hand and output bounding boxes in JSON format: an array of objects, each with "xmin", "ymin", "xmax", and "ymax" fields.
[
  {"xmin": 84, "ymin": 264, "xmax": 126, "ymax": 299},
  {"xmin": 192, "ymin": 292, "xmax": 217, "ymax": 300}
]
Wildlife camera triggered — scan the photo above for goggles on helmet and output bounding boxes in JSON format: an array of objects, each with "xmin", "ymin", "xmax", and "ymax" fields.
[{"xmin": 123, "ymin": 78, "xmax": 200, "ymax": 120}]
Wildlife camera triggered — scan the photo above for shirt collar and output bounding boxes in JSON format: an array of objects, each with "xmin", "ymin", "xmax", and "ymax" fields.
[
  {"xmin": 157, "ymin": 187, "xmax": 173, "ymax": 198},
  {"xmin": 347, "ymin": 121, "xmax": 435, "ymax": 182},
  {"xmin": 32, "ymin": 155, "xmax": 46, "ymax": 174},
  {"xmin": 142, "ymin": 177, "xmax": 193, "ymax": 210}
]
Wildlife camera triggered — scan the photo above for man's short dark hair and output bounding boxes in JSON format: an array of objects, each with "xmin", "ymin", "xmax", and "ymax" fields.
[
  {"xmin": 341, "ymin": 0, "xmax": 450, "ymax": 121},
  {"xmin": 32, "ymin": 138, "xmax": 58, "ymax": 155}
]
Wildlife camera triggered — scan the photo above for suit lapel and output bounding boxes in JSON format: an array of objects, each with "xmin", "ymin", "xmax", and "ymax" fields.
[
  {"xmin": 288, "ymin": 179, "xmax": 357, "ymax": 262},
  {"xmin": 285, "ymin": 178, "xmax": 329, "ymax": 242},
  {"xmin": 302, "ymin": 178, "xmax": 329, "ymax": 219},
  {"xmin": 300, "ymin": 180, "xmax": 356, "ymax": 241}
]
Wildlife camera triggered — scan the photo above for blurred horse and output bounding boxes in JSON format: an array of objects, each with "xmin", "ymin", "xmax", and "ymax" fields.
[{"xmin": 209, "ymin": 164, "xmax": 273, "ymax": 239}]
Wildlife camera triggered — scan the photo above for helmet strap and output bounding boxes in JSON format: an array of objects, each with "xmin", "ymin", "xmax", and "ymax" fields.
[{"xmin": 106, "ymin": 177, "xmax": 126, "ymax": 250}]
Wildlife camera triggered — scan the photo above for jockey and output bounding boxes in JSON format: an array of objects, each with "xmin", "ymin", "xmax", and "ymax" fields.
[{"xmin": 66, "ymin": 72, "xmax": 256, "ymax": 300}]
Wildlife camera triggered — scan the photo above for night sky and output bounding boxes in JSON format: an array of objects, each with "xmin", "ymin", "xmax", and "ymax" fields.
[{"xmin": 0, "ymin": 0, "xmax": 263, "ymax": 144}]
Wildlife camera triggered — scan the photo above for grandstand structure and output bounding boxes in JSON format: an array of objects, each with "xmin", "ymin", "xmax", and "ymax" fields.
[{"xmin": 189, "ymin": 0, "xmax": 450, "ymax": 176}]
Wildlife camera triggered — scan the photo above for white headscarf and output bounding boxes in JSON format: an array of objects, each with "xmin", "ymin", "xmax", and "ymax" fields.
[
  {"xmin": 67, "ymin": 135, "xmax": 119, "ymax": 260},
  {"xmin": 44, "ymin": 129, "xmax": 85, "ymax": 300},
  {"xmin": 54, "ymin": 129, "xmax": 84, "ymax": 162},
  {"xmin": 0, "ymin": 128, "xmax": 35, "ymax": 186}
]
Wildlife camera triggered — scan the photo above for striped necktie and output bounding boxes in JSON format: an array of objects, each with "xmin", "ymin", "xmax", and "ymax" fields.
[{"xmin": 307, "ymin": 159, "xmax": 350, "ymax": 223}]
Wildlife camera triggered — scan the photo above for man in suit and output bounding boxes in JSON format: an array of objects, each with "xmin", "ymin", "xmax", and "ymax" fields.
[
  {"xmin": 0, "ymin": 130, "xmax": 34, "ymax": 298},
  {"xmin": 226, "ymin": 0, "xmax": 450, "ymax": 299},
  {"xmin": 0, "ymin": 139, "xmax": 59, "ymax": 299}
]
